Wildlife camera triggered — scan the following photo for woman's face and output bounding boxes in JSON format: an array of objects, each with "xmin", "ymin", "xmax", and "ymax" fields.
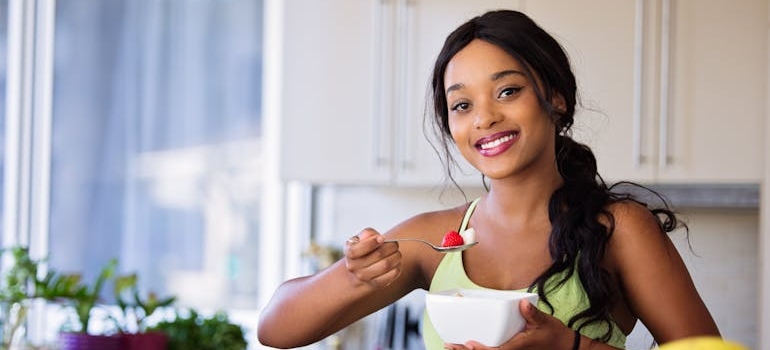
[{"xmin": 444, "ymin": 39, "xmax": 559, "ymax": 180}]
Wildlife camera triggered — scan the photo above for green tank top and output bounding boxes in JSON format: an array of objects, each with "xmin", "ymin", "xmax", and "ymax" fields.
[{"xmin": 423, "ymin": 198, "xmax": 627, "ymax": 349}]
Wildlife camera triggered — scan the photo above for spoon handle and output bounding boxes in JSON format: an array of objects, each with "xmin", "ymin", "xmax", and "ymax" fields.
[
  {"xmin": 384, "ymin": 238, "xmax": 477, "ymax": 253},
  {"xmin": 384, "ymin": 238, "xmax": 435, "ymax": 245}
]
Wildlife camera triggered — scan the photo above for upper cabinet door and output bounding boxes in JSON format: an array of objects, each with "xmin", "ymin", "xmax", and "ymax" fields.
[
  {"xmin": 274, "ymin": 0, "xmax": 391, "ymax": 184},
  {"xmin": 521, "ymin": 0, "xmax": 655, "ymax": 184},
  {"xmin": 658, "ymin": 0, "xmax": 766, "ymax": 183}
]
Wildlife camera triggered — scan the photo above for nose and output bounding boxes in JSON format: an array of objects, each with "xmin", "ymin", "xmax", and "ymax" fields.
[{"xmin": 472, "ymin": 101, "xmax": 502, "ymax": 129}]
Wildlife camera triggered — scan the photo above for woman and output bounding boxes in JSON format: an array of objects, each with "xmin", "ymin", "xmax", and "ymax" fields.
[{"xmin": 257, "ymin": 10, "xmax": 719, "ymax": 350}]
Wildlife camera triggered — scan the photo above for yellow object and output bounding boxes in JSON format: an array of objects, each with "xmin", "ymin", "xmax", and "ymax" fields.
[{"xmin": 659, "ymin": 336, "xmax": 748, "ymax": 350}]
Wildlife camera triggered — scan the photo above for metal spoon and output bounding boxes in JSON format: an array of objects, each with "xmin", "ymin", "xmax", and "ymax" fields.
[{"xmin": 383, "ymin": 238, "xmax": 478, "ymax": 253}]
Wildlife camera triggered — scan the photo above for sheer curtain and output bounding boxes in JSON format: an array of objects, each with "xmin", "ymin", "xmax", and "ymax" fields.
[
  {"xmin": 43, "ymin": 0, "xmax": 263, "ymax": 339},
  {"xmin": 0, "ymin": 0, "xmax": 7, "ymax": 247}
]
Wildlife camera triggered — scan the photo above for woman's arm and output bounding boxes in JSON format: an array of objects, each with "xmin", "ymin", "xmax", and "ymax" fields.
[
  {"xmin": 257, "ymin": 228, "xmax": 408, "ymax": 348},
  {"xmin": 257, "ymin": 215, "xmax": 439, "ymax": 349},
  {"xmin": 608, "ymin": 202, "xmax": 720, "ymax": 344}
]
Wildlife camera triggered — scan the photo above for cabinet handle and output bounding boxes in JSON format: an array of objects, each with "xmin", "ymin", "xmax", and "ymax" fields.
[
  {"xmin": 658, "ymin": 0, "xmax": 673, "ymax": 169},
  {"xmin": 372, "ymin": 0, "xmax": 395, "ymax": 169},
  {"xmin": 632, "ymin": 0, "xmax": 645, "ymax": 168},
  {"xmin": 396, "ymin": 0, "xmax": 414, "ymax": 171}
]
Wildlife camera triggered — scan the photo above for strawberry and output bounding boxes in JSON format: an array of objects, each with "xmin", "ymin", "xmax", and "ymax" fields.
[{"xmin": 441, "ymin": 230, "xmax": 465, "ymax": 247}]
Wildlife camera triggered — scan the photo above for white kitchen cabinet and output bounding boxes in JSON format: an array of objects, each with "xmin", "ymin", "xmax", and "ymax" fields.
[
  {"xmin": 659, "ymin": 0, "xmax": 765, "ymax": 182},
  {"xmin": 521, "ymin": 0, "xmax": 766, "ymax": 184},
  {"xmin": 268, "ymin": 0, "xmax": 520, "ymax": 187}
]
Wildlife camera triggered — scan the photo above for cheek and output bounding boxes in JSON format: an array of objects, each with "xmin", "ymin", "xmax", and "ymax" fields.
[
  {"xmin": 448, "ymin": 120, "xmax": 474, "ymax": 151},
  {"xmin": 448, "ymin": 119, "xmax": 478, "ymax": 159},
  {"xmin": 539, "ymin": 122, "xmax": 558, "ymax": 152},
  {"xmin": 447, "ymin": 117, "xmax": 462, "ymax": 142}
]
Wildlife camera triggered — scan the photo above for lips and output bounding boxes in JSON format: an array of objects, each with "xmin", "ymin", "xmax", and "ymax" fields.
[{"xmin": 475, "ymin": 131, "xmax": 519, "ymax": 156}]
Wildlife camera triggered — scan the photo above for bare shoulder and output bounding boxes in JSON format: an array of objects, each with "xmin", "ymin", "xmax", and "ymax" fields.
[
  {"xmin": 606, "ymin": 200, "xmax": 670, "ymax": 245},
  {"xmin": 603, "ymin": 200, "xmax": 679, "ymax": 272}
]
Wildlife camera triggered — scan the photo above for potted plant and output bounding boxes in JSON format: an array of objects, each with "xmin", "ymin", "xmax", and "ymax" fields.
[
  {"xmin": 110, "ymin": 273, "xmax": 175, "ymax": 350},
  {"xmin": 0, "ymin": 246, "xmax": 41, "ymax": 350},
  {"xmin": 54, "ymin": 258, "xmax": 122, "ymax": 350},
  {"xmin": 0, "ymin": 246, "xmax": 100, "ymax": 350},
  {"xmin": 149, "ymin": 308, "xmax": 247, "ymax": 350}
]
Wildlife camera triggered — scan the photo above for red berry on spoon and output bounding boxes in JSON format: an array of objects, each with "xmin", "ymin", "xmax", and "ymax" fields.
[{"xmin": 441, "ymin": 231, "xmax": 465, "ymax": 247}]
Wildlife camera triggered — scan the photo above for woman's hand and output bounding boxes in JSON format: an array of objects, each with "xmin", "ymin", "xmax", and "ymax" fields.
[
  {"xmin": 344, "ymin": 228, "xmax": 403, "ymax": 289},
  {"xmin": 444, "ymin": 300, "xmax": 575, "ymax": 350}
]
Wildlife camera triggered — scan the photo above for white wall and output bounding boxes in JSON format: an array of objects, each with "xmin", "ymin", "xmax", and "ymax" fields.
[{"xmin": 672, "ymin": 210, "xmax": 759, "ymax": 349}]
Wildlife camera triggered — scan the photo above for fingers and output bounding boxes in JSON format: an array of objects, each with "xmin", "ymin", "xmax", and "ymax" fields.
[
  {"xmin": 519, "ymin": 299, "xmax": 554, "ymax": 331},
  {"xmin": 344, "ymin": 228, "xmax": 402, "ymax": 287},
  {"xmin": 511, "ymin": 299, "xmax": 576, "ymax": 349},
  {"xmin": 347, "ymin": 249, "xmax": 401, "ymax": 282},
  {"xmin": 460, "ymin": 341, "xmax": 489, "ymax": 350},
  {"xmin": 345, "ymin": 228, "xmax": 386, "ymax": 259},
  {"xmin": 519, "ymin": 299, "xmax": 544, "ymax": 325},
  {"xmin": 444, "ymin": 341, "xmax": 493, "ymax": 350}
]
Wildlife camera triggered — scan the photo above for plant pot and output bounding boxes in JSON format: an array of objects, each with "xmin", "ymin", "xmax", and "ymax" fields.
[
  {"xmin": 57, "ymin": 333, "xmax": 121, "ymax": 350},
  {"xmin": 119, "ymin": 332, "xmax": 168, "ymax": 350}
]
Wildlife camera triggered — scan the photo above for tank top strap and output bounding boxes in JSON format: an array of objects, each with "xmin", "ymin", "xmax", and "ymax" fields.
[{"xmin": 459, "ymin": 197, "xmax": 481, "ymax": 231}]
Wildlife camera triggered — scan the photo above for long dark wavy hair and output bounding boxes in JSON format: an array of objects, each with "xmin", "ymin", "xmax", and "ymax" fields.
[{"xmin": 428, "ymin": 10, "xmax": 684, "ymax": 341}]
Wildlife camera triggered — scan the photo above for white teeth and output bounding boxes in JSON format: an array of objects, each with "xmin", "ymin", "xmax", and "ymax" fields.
[{"xmin": 480, "ymin": 134, "xmax": 514, "ymax": 150}]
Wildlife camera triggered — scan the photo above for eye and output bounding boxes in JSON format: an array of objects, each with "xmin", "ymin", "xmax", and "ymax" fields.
[
  {"xmin": 498, "ymin": 87, "xmax": 522, "ymax": 98},
  {"xmin": 450, "ymin": 101, "xmax": 470, "ymax": 112}
]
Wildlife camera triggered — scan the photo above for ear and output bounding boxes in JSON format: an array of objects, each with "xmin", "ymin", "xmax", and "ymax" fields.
[{"xmin": 551, "ymin": 93, "xmax": 567, "ymax": 115}]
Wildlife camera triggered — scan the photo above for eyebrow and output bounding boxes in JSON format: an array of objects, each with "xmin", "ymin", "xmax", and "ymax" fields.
[
  {"xmin": 491, "ymin": 69, "xmax": 526, "ymax": 81},
  {"xmin": 445, "ymin": 69, "xmax": 527, "ymax": 95}
]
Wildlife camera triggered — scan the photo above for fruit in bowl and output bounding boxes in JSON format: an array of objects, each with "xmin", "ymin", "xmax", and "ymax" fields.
[{"xmin": 425, "ymin": 288, "xmax": 538, "ymax": 346}]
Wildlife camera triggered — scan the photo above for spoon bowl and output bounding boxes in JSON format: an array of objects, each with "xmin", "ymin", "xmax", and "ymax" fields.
[{"xmin": 384, "ymin": 238, "xmax": 478, "ymax": 253}]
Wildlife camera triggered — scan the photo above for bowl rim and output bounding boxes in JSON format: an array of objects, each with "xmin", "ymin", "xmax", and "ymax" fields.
[{"xmin": 427, "ymin": 288, "xmax": 538, "ymax": 301}]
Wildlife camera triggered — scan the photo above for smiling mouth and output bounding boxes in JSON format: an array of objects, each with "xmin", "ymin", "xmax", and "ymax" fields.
[
  {"xmin": 479, "ymin": 133, "xmax": 515, "ymax": 150},
  {"xmin": 476, "ymin": 131, "xmax": 518, "ymax": 150}
]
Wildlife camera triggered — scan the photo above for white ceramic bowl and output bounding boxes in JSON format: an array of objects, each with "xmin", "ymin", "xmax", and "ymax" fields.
[{"xmin": 425, "ymin": 288, "xmax": 539, "ymax": 346}]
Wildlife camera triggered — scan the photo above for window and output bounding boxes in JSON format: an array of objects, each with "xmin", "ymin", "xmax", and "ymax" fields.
[{"xmin": 2, "ymin": 0, "xmax": 264, "ymax": 346}]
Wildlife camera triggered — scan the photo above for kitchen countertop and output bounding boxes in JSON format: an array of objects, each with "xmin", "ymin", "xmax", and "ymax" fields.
[{"xmin": 614, "ymin": 183, "xmax": 760, "ymax": 210}]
